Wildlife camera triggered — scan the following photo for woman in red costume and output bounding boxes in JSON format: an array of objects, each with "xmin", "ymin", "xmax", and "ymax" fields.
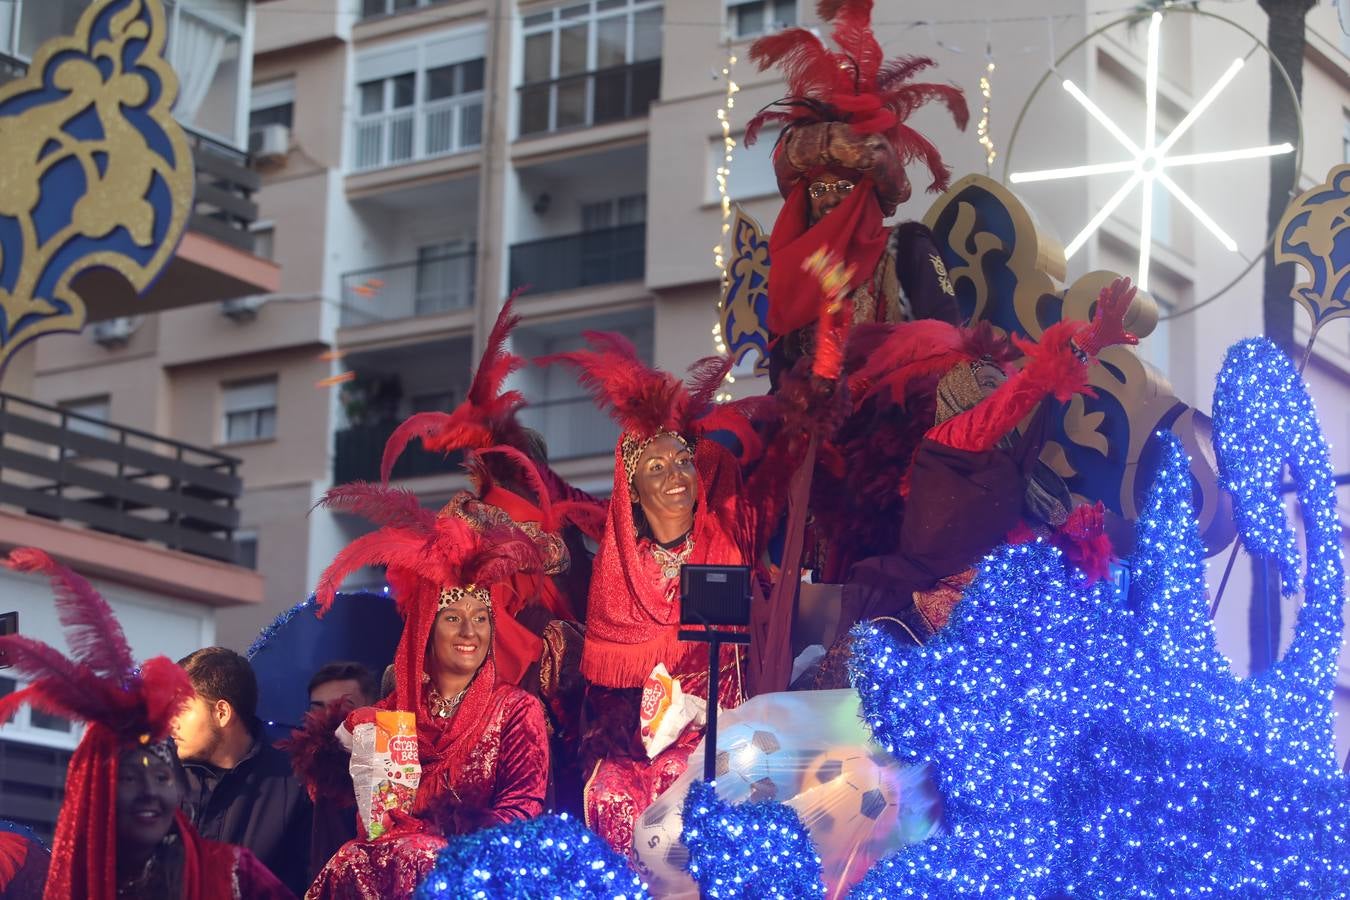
[
  {"xmin": 0, "ymin": 548, "xmax": 292, "ymax": 900},
  {"xmin": 300, "ymin": 488, "xmax": 551, "ymax": 899},
  {"xmin": 540, "ymin": 335, "xmax": 763, "ymax": 858}
]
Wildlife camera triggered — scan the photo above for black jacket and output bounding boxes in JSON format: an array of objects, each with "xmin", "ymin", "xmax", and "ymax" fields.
[{"xmin": 181, "ymin": 728, "xmax": 314, "ymax": 896}]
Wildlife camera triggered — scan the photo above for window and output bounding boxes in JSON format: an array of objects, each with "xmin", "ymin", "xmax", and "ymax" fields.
[
  {"xmin": 352, "ymin": 28, "xmax": 487, "ymax": 170},
  {"xmin": 0, "ymin": 676, "xmax": 80, "ymax": 748},
  {"xmin": 708, "ymin": 128, "xmax": 780, "ymax": 201},
  {"xmin": 58, "ymin": 395, "xmax": 112, "ymax": 442},
  {"xmin": 411, "ymin": 391, "xmax": 458, "ymax": 413},
  {"xmin": 582, "ymin": 194, "xmax": 648, "ymax": 230},
  {"xmin": 250, "ymin": 79, "xmax": 295, "ymax": 132},
  {"xmin": 221, "ymin": 377, "xmax": 278, "ymax": 444},
  {"xmin": 164, "ymin": 1, "xmax": 249, "ymax": 145},
  {"xmin": 250, "ymin": 225, "xmax": 275, "ymax": 261},
  {"xmin": 414, "ymin": 242, "xmax": 476, "ymax": 314},
  {"xmin": 362, "ymin": 0, "xmax": 434, "ymax": 19},
  {"xmin": 519, "ymin": 0, "xmax": 663, "ymax": 136},
  {"xmin": 727, "ymin": 0, "xmax": 796, "ymax": 39},
  {"xmin": 234, "ymin": 530, "xmax": 259, "ymax": 570}
]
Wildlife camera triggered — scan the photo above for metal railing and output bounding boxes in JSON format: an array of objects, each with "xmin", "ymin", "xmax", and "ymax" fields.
[
  {"xmin": 518, "ymin": 59, "xmax": 661, "ymax": 137},
  {"xmin": 352, "ymin": 93, "xmax": 484, "ymax": 172},
  {"xmin": 517, "ymin": 396, "xmax": 619, "ymax": 462},
  {"xmin": 334, "ymin": 421, "xmax": 460, "ymax": 484},
  {"xmin": 0, "ymin": 52, "xmax": 28, "ymax": 85},
  {"xmin": 359, "ymin": 0, "xmax": 448, "ymax": 19},
  {"xmin": 186, "ymin": 127, "xmax": 261, "ymax": 251},
  {"xmin": 339, "ymin": 250, "xmax": 477, "ymax": 327},
  {"xmin": 509, "ymin": 223, "xmax": 645, "ymax": 295},
  {"xmin": 0, "ymin": 393, "xmax": 244, "ymax": 564}
]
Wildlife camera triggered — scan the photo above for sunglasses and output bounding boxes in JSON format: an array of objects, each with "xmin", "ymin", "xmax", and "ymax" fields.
[{"xmin": 808, "ymin": 179, "xmax": 855, "ymax": 199}]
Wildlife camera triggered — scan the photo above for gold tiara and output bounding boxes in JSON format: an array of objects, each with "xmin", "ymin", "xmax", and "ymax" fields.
[
  {"xmin": 621, "ymin": 431, "xmax": 691, "ymax": 485},
  {"xmin": 438, "ymin": 584, "xmax": 492, "ymax": 609}
]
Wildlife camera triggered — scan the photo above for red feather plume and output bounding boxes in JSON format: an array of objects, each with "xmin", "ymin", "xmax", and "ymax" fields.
[
  {"xmin": 747, "ymin": 0, "xmax": 967, "ymax": 194},
  {"xmin": 0, "ymin": 549, "xmax": 191, "ymax": 744},
  {"xmin": 380, "ymin": 294, "xmax": 527, "ymax": 483},
  {"xmin": 317, "ymin": 482, "xmax": 439, "ymax": 534}
]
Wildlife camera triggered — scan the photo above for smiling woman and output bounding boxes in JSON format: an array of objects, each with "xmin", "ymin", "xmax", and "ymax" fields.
[{"xmin": 539, "ymin": 334, "xmax": 764, "ymax": 859}]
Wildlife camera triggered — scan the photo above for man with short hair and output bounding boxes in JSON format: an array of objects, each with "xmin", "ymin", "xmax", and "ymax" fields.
[
  {"xmin": 307, "ymin": 660, "xmax": 378, "ymax": 712},
  {"xmin": 174, "ymin": 647, "xmax": 313, "ymax": 895}
]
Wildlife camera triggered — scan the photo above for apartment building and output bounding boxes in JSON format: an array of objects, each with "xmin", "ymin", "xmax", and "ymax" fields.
[
  {"xmin": 25, "ymin": 0, "xmax": 1350, "ymax": 749},
  {"xmin": 0, "ymin": 0, "xmax": 283, "ymax": 838}
]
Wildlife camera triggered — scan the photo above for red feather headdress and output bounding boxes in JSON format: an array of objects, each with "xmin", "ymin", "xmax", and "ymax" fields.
[
  {"xmin": 536, "ymin": 332, "xmax": 764, "ymax": 476},
  {"xmin": 380, "ymin": 293, "xmax": 528, "ymax": 484},
  {"xmin": 745, "ymin": 0, "xmax": 968, "ymax": 194},
  {"xmin": 313, "ymin": 483, "xmax": 548, "ymax": 710},
  {"xmin": 0, "ymin": 548, "xmax": 194, "ymax": 900}
]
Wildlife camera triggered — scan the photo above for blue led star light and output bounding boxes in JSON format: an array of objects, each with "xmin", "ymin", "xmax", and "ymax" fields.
[
  {"xmin": 680, "ymin": 779, "xmax": 825, "ymax": 899},
  {"xmin": 847, "ymin": 337, "xmax": 1349, "ymax": 896},
  {"xmin": 414, "ymin": 813, "xmax": 649, "ymax": 900}
]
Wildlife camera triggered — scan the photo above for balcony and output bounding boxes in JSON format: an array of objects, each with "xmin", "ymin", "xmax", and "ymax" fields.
[
  {"xmin": 0, "ymin": 52, "xmax": 26, "ymax": 85},
  {"xmin": 334, "ymin": 421, "xmax": 460, "ymax": 484},
  {"xmin": 509, "ymin": 224, "xmax": 645, "ymax": 295},
  {"xmin": 187, "ymin": 129, "xmax": 262, "ymax": 251},
  {"xmin": 340, "ymin": 250, "xmax": 477, "ymax": 328},
  {"xmin": 352, "ymin": 95, "xmax": 483, "ymax": 172},
  {"xmin": 518, "ymin": 60, "xmax": 661, "ymax": 137},
  {"xmin": 0, "ymin": 394, "xmax": 244, "ymax": 564},
  {"xmin": 518, "ymin": 396, "xmax": 620, "ymax": 462}
]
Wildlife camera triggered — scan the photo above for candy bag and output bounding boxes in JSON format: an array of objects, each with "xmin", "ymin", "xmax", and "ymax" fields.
[
  {"xmin": 639, "ymin": 663, "xmax": 706, "ymax": 759},
  {"xmin": 348, "ymin": 709, "xmax": 421, "ymax": 838}
]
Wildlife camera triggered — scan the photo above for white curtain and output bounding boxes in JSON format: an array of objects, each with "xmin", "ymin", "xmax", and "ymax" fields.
[{"xmin": 169, "ymin": 8, "xmax": 227, "ymax": 126}]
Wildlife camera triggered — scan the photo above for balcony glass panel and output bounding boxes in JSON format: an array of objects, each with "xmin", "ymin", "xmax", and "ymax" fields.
[
  {"xmin": 509, "ymin": 224, "xmax": 645, "ymax": 295},
  {"xmin": 340, "ymin": 250, "xmax": 477, "ymax": 327},
  {"xmin": 517, "ymin": 397, "xmax": 620, "ymax": 462}
]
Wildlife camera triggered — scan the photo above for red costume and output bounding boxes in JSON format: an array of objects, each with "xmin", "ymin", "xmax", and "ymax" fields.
[
  {"xmin": 0, "ymin": 548, "xmax": 292, "ymax": 900},
  {"xmin": 540, "ymin": 335, "xmax": 764, "ymax": 858},
  {"xmin": 302, "ymin": 489, "xmax": 551, "ymax": 899}
]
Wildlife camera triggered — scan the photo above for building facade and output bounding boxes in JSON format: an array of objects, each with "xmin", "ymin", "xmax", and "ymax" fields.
[
  {"xmin": 25, "ymin": 0, "xmax": 1350, "ymax": 756},
  {"xmin": 0, "ymin": 0, "xmax": 280, "ymax": 838}
]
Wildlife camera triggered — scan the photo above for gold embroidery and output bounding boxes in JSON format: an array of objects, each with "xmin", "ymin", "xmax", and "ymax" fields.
[{"xmin": 928, "ymin": 252, "xmax": 956, "ymax": 296}]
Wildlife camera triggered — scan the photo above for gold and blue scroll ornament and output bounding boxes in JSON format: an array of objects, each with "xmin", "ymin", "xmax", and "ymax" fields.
[
  {"xmin": 719, "ymin": 207, "xmax": 772, "ymax": 377},
  {"xmin": 0, "ymin": 0, "xmax": 193, "ymax": 372},
  {"xmin": 1276, "ymin": 163, "xmax": 1350, "ymax": 340},
  {"xmin": 922, "ymin": 174, "xmax": 1233, "ymax": 554}
]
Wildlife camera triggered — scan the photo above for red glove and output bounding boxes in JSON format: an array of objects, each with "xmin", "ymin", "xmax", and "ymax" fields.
[{"xmin": 1075, "ymin": 276, "xmax": 1140, "ymax": 357}]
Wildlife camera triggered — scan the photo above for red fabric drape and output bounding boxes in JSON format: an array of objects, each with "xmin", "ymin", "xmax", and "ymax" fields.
[
  {"xmin": 766, "ymin": 178, "xmax": 890, "ymax": 336},
  {"xmin": 43, "ymin": 725, "xmax": 117, "ymax": 900},
  {"xmin": 581, "ymin": 440, "xmax": 754, "ymax": 688}
]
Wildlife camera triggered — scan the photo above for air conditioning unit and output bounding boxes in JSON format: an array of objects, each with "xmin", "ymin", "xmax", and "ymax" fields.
[
  {"xmin": 248, "ymin": 123, "xmax": 290, "ymax": 165},
  {"xmin": 90, "ymin": 316, "xmax": 141, "ymax": 348},
  {"xmin": 220, "ymin": 295, "xmax": 265, "ymax": 323}
]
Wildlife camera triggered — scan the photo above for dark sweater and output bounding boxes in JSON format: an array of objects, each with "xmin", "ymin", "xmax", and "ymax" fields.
[{"xmin": 181, "ymin": 728, "xmax": 314, "ymax": 896}]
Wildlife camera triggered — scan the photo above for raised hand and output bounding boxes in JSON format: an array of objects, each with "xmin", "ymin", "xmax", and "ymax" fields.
[{"xmin": 1076, "ymin": 276, "xmax": 1140, "ymax": 356}]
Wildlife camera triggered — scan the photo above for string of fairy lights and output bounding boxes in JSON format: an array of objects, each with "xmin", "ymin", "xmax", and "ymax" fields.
[{"xmin": 711, "ymin": 45, "xmax": 739, "ymax": 402}]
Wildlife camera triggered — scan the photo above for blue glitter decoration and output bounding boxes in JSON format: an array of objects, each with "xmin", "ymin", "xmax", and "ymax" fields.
[
  {"xmin": 245, "ymin": 596, "xmax": 316, "ymax": 660},
  {"xmin": 414, "ymin": 813, "xmax": 649, "ymax": 900},
  {"xmin": 680, "ymin": 779, "xmax": 825, "ymax": 899},
  {"xmin": 846, "ymin": 337, "xmax": 1349, "ymax": 896}
]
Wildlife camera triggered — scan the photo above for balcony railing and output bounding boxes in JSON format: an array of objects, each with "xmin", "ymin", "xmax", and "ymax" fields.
[
  {"xmin": 335, "ymin": 421, "xmax": 460, "ymax": 484},
  {"xmin": 0, "ymin": 51, "xmax": 27, "ymax": 85},
  {"xmin": 518, "ymin": 59, "xmax": 661, "ymax": 137},
  {"xmin": 517, "ymin": 396, "xmax": 619, "ymax": 462},
  {"xmin": 187, "ymin": 128, "xmax": 261, "ymax": 251},
  {"xmin": 359, "ymin": 0, "xmax": 447, "ymax": 19},
  {"xmin": 340, "ymin": 251, "xmax": 477, "ymax": 328},
  {"xmin": 509, "ymin": 224, "xmax": 645, "ymax": 295},
  {"xmin": 0, "ymin": 393, "xmax": 244, "ymax": 564},
  {"xmin": 352, "ymin": 94, "xmax": 484, "ymax": 172}
]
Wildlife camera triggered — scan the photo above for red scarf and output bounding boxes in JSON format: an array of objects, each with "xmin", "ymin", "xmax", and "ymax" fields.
[
  {"xmin": 580, "ymin": 439, "xmax": 754, "ymax": 688},
  {"xmin": 377, "ymin": 574, "xmax": 502, "ymax": 808},
  {"xmin": 766, "ymin": 177, "xmax": 890, "ymax": 336}
]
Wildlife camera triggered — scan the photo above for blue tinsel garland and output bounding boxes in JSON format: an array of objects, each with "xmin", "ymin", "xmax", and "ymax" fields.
[
  {"xmin": 680, "ymin": 779, "xmax": 825, "ymax": 899},
  {"xmin": 415, "ymin": 813, "xmax": 649, "ymax": 900},
  {"xmin": 846, "ymin": 338, "xmax": 1350, "ymax": 897}
]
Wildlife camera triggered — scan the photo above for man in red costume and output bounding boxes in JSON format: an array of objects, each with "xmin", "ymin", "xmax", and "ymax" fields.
[{"xmin": 745, "ymin": 0, "xmax": 970, "ymax": 387}]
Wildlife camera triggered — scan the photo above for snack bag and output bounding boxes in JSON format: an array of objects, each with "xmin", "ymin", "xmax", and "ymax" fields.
[
  {"xmin": 639, "ymin": 663, "xmax": 706, "ymax": 759},
  {"xmin": 348, "ymin": 710, "xmax": 420, "ymax": 838}
]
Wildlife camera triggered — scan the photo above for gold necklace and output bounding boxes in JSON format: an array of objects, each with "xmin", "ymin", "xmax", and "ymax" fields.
[
  {"xmin": 426, "ymin": 685, "xmax": 467, "ymax": 719},
  {"xmin": 651, "ymin": 533, "xmax": 695, "ymax": 580}
]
